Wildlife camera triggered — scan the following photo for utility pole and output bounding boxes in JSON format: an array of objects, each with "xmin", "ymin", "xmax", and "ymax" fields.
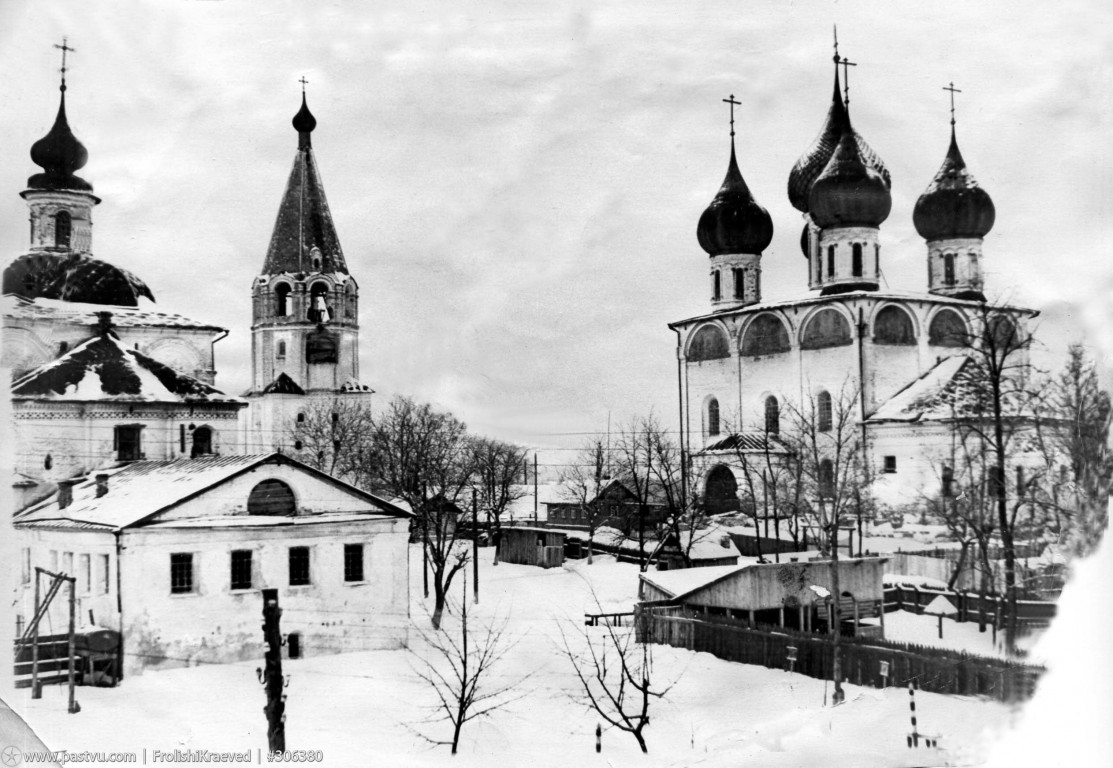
[
  {"xmin": 260, "ymin": 589, "xmax": 286, "ymax": 753},
  {"xmin": 67, "ymin": 575, "xmax": 78, "ymax": 713},
  {"xmin": 533, "ymin": 453, "xmax": 538, "ymax": 523},
  {"xmin": 472, "ymin": 489, "xmax": 479, "ymax": 603}
]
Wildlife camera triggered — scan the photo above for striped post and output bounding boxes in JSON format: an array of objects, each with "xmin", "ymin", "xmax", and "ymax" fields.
[
  {"xmin": 907, "ymin": 681, "xmax": 918, "ymax": 748},
  {"xmin": 596, "ymin": 723, "xmax": 601, "ymax": 753}
]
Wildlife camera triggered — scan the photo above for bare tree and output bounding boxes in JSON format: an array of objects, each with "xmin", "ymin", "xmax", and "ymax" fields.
[
  {"xmin": 782, "ymin": 381, "xmax": 868, "ymax": 705},
  {"xmin": 643, "ymin": 418, "xmax": 708, "ymax": 569},
  {"xmin": 364, "ymin": 395, "xmax": 476, "ymax": 628},
  {"xmin": 611, "ymin": 413, "xmax": 681, "ymax": 571},
  {"xmin": 287, "ymin": 397, "xmax": 375, "ymax": 486},
  {"xmin": 412, "ymin": 573, "xmax": 523, "ymax": 755},
  {"xmin": 558, "ymin": 438, "xmax": 614, "ymax": 564},
  {"xmin": 471, "ymin": 437, "xmax": 529, "ymax": 565},
  {"xmin": 558, "ymin": 602, "xmax": 675, "ymax": 754}
]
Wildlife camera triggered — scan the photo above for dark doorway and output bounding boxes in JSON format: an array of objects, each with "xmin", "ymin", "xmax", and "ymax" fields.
[{"xmin": 288, "ymin": 632, "xmax": 301, "ymax": 659}]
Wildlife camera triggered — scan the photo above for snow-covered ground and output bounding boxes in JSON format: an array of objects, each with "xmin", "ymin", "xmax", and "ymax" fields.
[{"xmin": 10, "ymin": 549, "xmax": 1034, "ymax": 767}]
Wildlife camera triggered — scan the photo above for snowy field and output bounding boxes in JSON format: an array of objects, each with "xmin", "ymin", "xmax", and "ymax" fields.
[{"xmin": 7, "ymin": 547, "xmax": 1065, "ymax": 767}]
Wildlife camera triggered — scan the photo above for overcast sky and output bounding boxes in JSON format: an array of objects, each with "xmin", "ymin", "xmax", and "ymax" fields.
[{"xmin": 2, "ymin": 0, "xmax": 1111, "ymax": 459}]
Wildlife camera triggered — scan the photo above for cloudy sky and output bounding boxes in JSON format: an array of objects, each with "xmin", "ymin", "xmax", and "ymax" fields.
[{"xmin": 2, "ymin": 0, "xmax": 1111, "ymax": 458}]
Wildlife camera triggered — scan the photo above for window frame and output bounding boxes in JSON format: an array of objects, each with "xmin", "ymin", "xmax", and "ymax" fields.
[
  {"xmin": 230, "ymin": 549, "xmax": 254, "ymax": 591},
  {"xmin": 288, "ymin": 546, "xmax": 311, "ymax": 587},
  {"xmin": 344, "ymin": 544, "xmax": 365, "ymax": 583},
  {"xmin": 170, "ymin": 552, "xmax": 195, "ymax": 595},
  {"xmin": 883, "ymin": 456, "xmax": 897, "ymax": 474}
]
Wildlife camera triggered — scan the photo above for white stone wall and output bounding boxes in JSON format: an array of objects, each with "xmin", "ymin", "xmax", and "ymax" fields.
[{"xmin": 23, "ymin": 189, "xmax": 97, "ymax": 254}]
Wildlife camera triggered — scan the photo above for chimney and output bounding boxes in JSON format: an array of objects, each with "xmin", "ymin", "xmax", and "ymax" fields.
[
  {"xmin": 96, "ymin": 473, "xmax": 109, "ymax": 498},
  {"xmin": 57, "ymin": 479, "xmax": 78, "ymax": 509}
]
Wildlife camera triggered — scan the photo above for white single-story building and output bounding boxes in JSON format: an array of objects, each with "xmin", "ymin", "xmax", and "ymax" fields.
[{"xmin": 14, "ymin": 452, "xmax": 411, "ymax": 678}]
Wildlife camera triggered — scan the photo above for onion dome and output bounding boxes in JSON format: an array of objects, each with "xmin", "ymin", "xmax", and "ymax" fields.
[
  {"xmin": 913, "ymin": 127, "xmax": 995, "ymax": 240},
  {"xmin": 787, "ymin": 67, "xmax": 889, "ymax": 213},
  {"xmin": 27, "ymin": 90, "xmax": 92, "ymax": 192},
  {"xmin": 800, "ymin": 223, "xmax": 810, "ymax": 257},
  {"xmin": 808, "ymin": 114, "xmax": 892, "ymax": 229},
  {"xmin": 697, "ymin": 142, "xmax": 773, "ymax": 256},
  {"xmin": 3, "ymin": 252, "xmax": 154, "ymax": 306},
  {"xmin": 293, "ymin": 93, "xmax": 316, "ymax": 149}
]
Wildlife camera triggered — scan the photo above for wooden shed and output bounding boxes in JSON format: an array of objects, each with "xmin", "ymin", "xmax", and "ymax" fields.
[
  {"xmin": 499, "ymin": 527, "xmax": 565, "ymax": 568},
  {"xmin": 639, "ymin": 557, "xmax": 887, "ymax": 638}
]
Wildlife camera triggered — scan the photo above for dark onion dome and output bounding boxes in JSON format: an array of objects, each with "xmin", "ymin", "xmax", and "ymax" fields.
[
  {"xmin": 697, "ymin": 142, "xmax": 773, "ymax": 256},
  {"xmin": 808, "ymin": 116, "xmax": 892, "ymax": 229},
  {"xmin": 800, "ymin": 223, "xmax": 810, "ymax": 258},
  {"xmin": 293, "ymin": 93, "xmax": 316, "ymax": 148},
  {"xmin": 913, "ymin": 127, "xmax": 995, "ymax": 240},
  {"xmin": 3, "ymin": 252, "xmax": 155, "ymax": 306},
  {"xmin": 27, "ymin": 91, "xmax": 92, "ymax": 192},
  {"xmin": 787, "ymin": 67, "xmax": 889, "ymax": 213}
]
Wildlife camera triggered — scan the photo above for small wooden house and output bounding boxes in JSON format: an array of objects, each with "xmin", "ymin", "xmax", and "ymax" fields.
[
  {"xmin": 639, "ymin": 556, "xmax": 887, "ymax": 638},
  {"xmin": 499, "ymin": 527, "xmax": 565, "ymax": 568}
]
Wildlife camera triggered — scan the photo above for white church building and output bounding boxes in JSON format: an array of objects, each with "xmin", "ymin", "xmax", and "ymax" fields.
[{"xmin": 670, "ymin": 53, "xmax": 1039, "ymax": 517}]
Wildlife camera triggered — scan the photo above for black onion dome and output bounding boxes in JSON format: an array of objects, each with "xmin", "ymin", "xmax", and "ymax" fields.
[
  {"xmin": 800, "ymin": 223, "xmax": 810, "ymax": 258},
  {"xmin": 697, "ymin": 142, "xmax": 774, "ymax": 256},
  {"xmin": 3, "ymin": 252, "xmax": 155, "ymax": 306},
  {"xmin": 27, "ymin": 91, "xmax": 92, "ymax": 192},
  {"xmin": 293, "ymin": 93, "xmax": 316, "ymax": 148},
  {"xmin": 808, "ymin": 117, "xmax": 892, "ymax": 229},
  {"xmin": 913, "ymin": 128, "xmax": 995, "ymax": 241},
  {"xmin": 787, "ymin": 68, "xmax": 890, "ymax": 213}
]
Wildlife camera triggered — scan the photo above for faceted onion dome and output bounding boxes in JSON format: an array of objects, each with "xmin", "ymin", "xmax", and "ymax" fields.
[
  {"xmin": 27, "ymin": 91, "xmax": 92, "ymax": 192},
  {"xmin": 787, "ymin": 68, "xmax": 889, "ymax": 213},
  {"xmin": 3, "ymin": 252, "xmax": 154, "ymax": 306},
  {"xmin": 697, "ymin": 143, "xmax": 773, "ymax": 256},
  {"xmin": 808, "ymin": 117, "xmax": 892, "ymax": 229},
  {"xmin": 913, "ymin": 128, "xmax": 995, "ymax": 240}
]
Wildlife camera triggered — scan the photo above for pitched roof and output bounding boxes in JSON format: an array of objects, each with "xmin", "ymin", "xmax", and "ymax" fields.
[
  {"xmin": 868, "ymin": 355, "xmax": 971, "ymax": 422},
  {"xmin": 259, "ymin": 372, "xmax": 306, "ymax": 395},
  {"xmin": 2, "ymin": 294, "xmax": 223, "ymax": 331},
  {"xmin": 702, "ymin": 432, "xmax": 793, "ymax": 454},
  {"xmin": 639, "ymin": 564, "xmax": 747, "ymax": 600},
  {"xmin": 15, "ymin": 453, "xmax": 409, "ymax": 531},
  {"xmin": 10, "ymin": 332, "xmax": 241, "ymax": 403},
  {"xmin": 262, "ymin": 142, "xmax": 347, "ymax": 275}
]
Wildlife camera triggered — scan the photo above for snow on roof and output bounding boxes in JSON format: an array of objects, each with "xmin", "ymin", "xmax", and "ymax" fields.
[
  {"xmin": 15, "ymin": 454, "xmax": 406, "ymax": 531},
  {"xmin": 677, "ymin": 526, "xmax": 741, "ymax": 560},
  {"xmin": 2, "ymin": 293, "xmax": 224, "ymax": 331},
  {"xmin": 701, "ymin": 433, "xmax": 793, "ymax": 454},
  {"xmin": 639, "ymin": 564, "xmax": 747, "ymax": 599},
  {"xmin": 10, "ymin": 332, "xmax": 242, "ymax": 403},
  {"xmin": 868, "ymin": 355, "xmax": 969, "ymax": 422}
]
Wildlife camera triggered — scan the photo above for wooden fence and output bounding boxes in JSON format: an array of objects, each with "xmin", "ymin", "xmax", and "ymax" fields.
[
  {"xmin": 884, "ymin": 585, "xmax": 1057, "ymax": 630},
  {"xmin": 636, "ymin": 607, "xmax": 1043, "ymax": 704}
]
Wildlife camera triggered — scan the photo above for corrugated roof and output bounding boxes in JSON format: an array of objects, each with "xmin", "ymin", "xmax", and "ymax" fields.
[
  {"xmin": 702, "ymin": 433, "xmax": 792, "ymax": 454},
  {"xmin": 15, "ymin": 454, "xmax": 407, "ymax": 531}
]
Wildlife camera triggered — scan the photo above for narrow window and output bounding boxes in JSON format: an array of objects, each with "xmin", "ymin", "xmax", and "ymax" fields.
[
  {"xmin": 80, "ymin": 554, "xmax": 91, "ymax": 594},
  {"xmin": 874, "ymin": 244, "xmax": 880, "ymax": 274},
  {"xmin": 764, "ymin": 396, "xmax": 780, "ymax": 435},
  {"xmin": 852, "ymin": 243, "xmax": 863, "ymax": 277},
  {"xmin": 170, "ymin": 553, "xmax": 194, "ymax": 594},
  {"xmin": 44, "ymin": 454, "xmax": 52, "ymax": 470},
  {"xmin": 49, "ymin": 550, "xmax": 58, "ymax": 572},
  {"xmin": 275, "ymin": 284, "xmax": 291, "ymax": 317},
  {"xmin": 276, "ymin": 341, "xmax": 287, "ymax": 360},
  {"xmin": 707, "ymin": 398, "xmax": 721, "ymax": 437},
  {"xmin": 826, "ymin": 245, "xmax": 835, "ymax": 278},
  {"xmin": 63, "ymin": 552, "xmax": 73, "ymax": 575},
  {"xmin": 883, "ymin": 456, "xmax": 897, "ymax": 474},
  {"xmin": 54, "ymin": 211, "xmax": 72, "ymax": 248},
  {"xmin": 818, "ymin": 459, "xmax": 835, "ymax": 498},
  {"xmin": 344, "ymin": 544, "xmax": 364, "ymax": 582},
  {"xmin": 712, "ymin": 271, "xmax": 721, "ymax": 301},
  {"xmin": 21, "ymin": 548, "xmax": 31, "ymax": 585},
  {"xmin": 1016, "ymin": 466, "xmax": 1027, "ymax": 498},
  {"xmin": 754, "ymin": 269, "xmax": 760, "ymax": 300},
  {"xmin": 733, "ymin": 268, "xmax": 744, "ymax": 300},
  {"xmin": 817, "ymin": 391, "xmax": 832, "ymax": 432},
  {"xmin": 114, "ymin": 425, "xmax": 143, "ymax": 462},
  {"xmin": 231, "ymin": 550, "xmax": 253, "ymax": 590},
  {"xmin": 58, "ymin": 341, "xmax": 68, "ymax": 353},
  {"xmin": 100, "ymin": 554, "xmax": 110, "ymax": 594},
  {"xmin": 180, "ymin": 424, "xmax": 186, "ymax": 453},
  {"xmin": 289, "ymin": 547, "xmax": 311, "ymax": 586},
  {"xmin": 308, "ymin": 283, "xmax": 331, "ymax": 323},
  {"xmin": 941, "ymin": 466, "xmax": 955, "ymax": 498},
  {"xmin": 191, "ymin": 426, "xmax": 213, "ymax": 458},
  {"xmin": 297, "ymin": 412, "xmax": 306, "ymax": 423},
  {"xmin": 944, "ymin": 253, "xmax": 956, "ymax": 286}
]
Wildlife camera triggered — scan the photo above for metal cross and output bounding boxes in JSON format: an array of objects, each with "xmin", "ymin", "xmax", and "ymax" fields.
[
  {"xmin": 54, "ymin": 37, "xmax": 75, "ymax": 90},
  {"xmin": 299, "ymin": 76, "xmax": 309, "ymax": 93},
  {"xmin": 722, "ymin": 94, "xmax": 741, "ymax": 138},
  {"xmin": 840, "ymin": 56, "xmax": 857, "ymax": 109},
  {"xmin": 833, "ymin": 24, "xmax": 839, "ymax": 60},
  {"xmin": 943, "ymin": 82, "xmax": 962, "ymax": 125}
]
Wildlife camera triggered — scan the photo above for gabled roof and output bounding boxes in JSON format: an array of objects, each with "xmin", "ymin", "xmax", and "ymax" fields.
[
  {"xmin": 639, "ymin": 563, "xmax": 747, "ymax": 600},
  {"xmin": 701, "ymin": 432, "xmax": 793, "ymax": 454},
  {"xmin": 10, "ymin": 332, "xmax": 241, "ymax": 404},
  {"xmin": 594, "ymin": 477, "xmax": 673, "ymax": 507},
  {"xmin": 259, "ymin": 372, "xmax": 306, "ymax": 395},
  {"xmin": 868, "ymin": 355, "xmax": 971, "ymax": 422},
  {"xmin": 14, "ymin": 453, "xmax": 410, "ymax": 531}
]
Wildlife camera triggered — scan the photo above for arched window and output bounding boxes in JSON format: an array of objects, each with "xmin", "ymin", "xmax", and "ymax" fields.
[
  {"xmin": 704, "ymin": 465, "xmax": 740, "ymax": 515},
  {"xmin": 247, "ymin": 480, "xmax": 296, "ymax": 516},
  {"xmin": 800, "ymin": 309, "xmax": 853, "ymax": 350},
  {"xmin": 818, "ymin": 459, "xmax": 835, "ymax": 498},
  {"xmin": 754, "ymin": 269, "xmax": 761, "ymax": 299},
  {"xmin": 296, "ymin": 412, "xmax": 305, "ymax": 423},
  {"xmin": 764, "ymin": 396, "xmax": 780, "ymax": 435},
  {"xmin": 741, "ymin": 314, "xmax": 791, "ymax": 356},
  {"xmin": 733, "ymin": 268, "xmax": 744, "ymax": 300},
  {"xmin": 852, "ymin": 243, "xmax": 863, "ymax": 277},
  {"xmin": 826, "ymin": 245, "xmax": 835, "ymax": 278},
  {"xmin": 687, "ymin": 325, "xmax": 730, "ymax": 361},
  {"xmin": 707, "ymin": 398, "xmax": 721, "ymax": 437},
  {"xmin": 191, "ymin": 426, "xmax": 213, "ymax": 458},
  {"xmin": 988, "ymin": 315, "xmax": 1017, "ymax": 349},
  {"xmin": 712, "ymin": 271, "xmax": 721, "ymax": 301},
  {"xmin": 44, "ymin": 454, "xmax": 53, "ymax": 471},
  {"xmin": 873, "ymin": 306, "xmax": 916, "ymax": 345},
  {"xmin": 817, "ymin": 391, "xmax": 832, "ymax": 432},
  {"xmin": 928, "ymin": 309, "xmax": 966, "ymax": 347},
  {"xmin": 307, "ymin": 283, "xmax": 331, "ymax": 323},
  {"xmin": 874, "ymin": 243, "xmax": 880, "ymax": 274},
  {"xmin": 275, "ymin": 283, "xmax": 291, "ymax": 317},
  {"xmin": 276, "ymin": 340, "xmax": 287, "ymax": 360},
  {"xmin": 943, "ymin": 253, "xmax": 956, "ymax": 286},
  {"xmin": 54, "ymin": 211, "xmax": 72, "ymax": 248}
]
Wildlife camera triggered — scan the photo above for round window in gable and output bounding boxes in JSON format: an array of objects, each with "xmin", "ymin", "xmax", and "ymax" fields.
[{"xmin": 247, "ymin": 479, "xmax": 296, "ymax": 516}]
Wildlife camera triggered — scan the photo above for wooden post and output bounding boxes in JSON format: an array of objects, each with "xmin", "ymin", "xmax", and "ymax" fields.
[
  {"xmin": 67, "ymin": 575, "xmax": 78, "ymax": 713},
  {"xmin": 261, "ymin": 589, "xmax": 286, "ymax": 753},
  {"xmin": 472, "ymin": 490, "xmax": 479, "ymax": 604},
  {"xmin": 779, "ymin": 606, "xmax": 785, "ymax": 628},
  {"xmin": 31, "ymin": 569, "xmax": 41, "ymax": 699}
]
